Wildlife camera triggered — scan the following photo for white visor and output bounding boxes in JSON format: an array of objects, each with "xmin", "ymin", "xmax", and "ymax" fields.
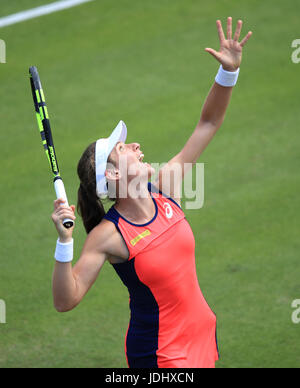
[{"xmin": 95, "ymin": 121, "xmax": 127, "ymax": 198}]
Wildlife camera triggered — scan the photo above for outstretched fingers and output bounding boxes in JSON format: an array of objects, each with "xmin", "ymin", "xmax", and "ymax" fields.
[
  {"xmin": 234, "ymin": 20, "xmax": 243, "ymax": 41},
  {"xmin": 216, "ymin": 19, "xmax": 226, "ymax": 43},
  {"xmin": 216, "ymin": 17, "xmax": 252, "ymax": 46},
  {"xmin": 227, "ymin": 17, "xmax": 232, "ymax": 40},
  {"xmin": 205, "ymin": 47, "xmax": 222, "ymax": 61},
  {"xmin": 240, "ymin": 30, "xmax": 253, "ymax": 47},
  {"xmin": 207, "ymin": 18, "xmax": 252, "ymax": 64}
]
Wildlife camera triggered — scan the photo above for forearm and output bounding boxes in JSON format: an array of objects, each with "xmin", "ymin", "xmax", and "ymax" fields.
[
  {"xmin": 199, "ymin": 81, "xmax": 233, "ymax": 129},
  {"xmin": 52, "ymin": 262, "xmax": 79, "ymax": 312},
  {"xmin": 52, "ymin": 237, "xmax": 78, "ymax": 312}
]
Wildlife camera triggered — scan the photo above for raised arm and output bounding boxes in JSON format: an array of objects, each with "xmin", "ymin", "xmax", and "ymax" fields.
[{"xmin": 154, "ymin": 17, "xmax": 252, "ymax": 204}]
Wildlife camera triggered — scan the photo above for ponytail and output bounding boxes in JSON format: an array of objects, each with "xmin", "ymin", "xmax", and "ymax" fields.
[
  {"xmin": 77, "ymin": 142, "xmax": 114, "ymax": 234},
  {"xmin": 77, "ymin": 182, "xmax": 106, "ymax": 234}
]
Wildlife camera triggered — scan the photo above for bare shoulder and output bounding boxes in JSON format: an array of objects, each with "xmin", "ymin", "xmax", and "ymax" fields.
[
  {"xmin": 89, "ymin": 218, "xmax": 117, "ymax": 239},
  {"xmin": 85, "ymin": 219, "xmax": 119, "ymax": 252},
  {"xmin": 85, "ymin": 218, "xmax": 129, "ymax": 262}
]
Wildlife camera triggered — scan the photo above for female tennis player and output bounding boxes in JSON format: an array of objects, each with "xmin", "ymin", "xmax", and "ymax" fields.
[{"xmin": 51, "ymin": 18, "xmax": 252, "ymax": 368}]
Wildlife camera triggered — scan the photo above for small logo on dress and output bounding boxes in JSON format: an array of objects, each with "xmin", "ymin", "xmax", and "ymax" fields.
[
  {"xmin": 130, "ymin": 229, "xmax": 151, "ymax": 246},
  {"xmin": 163, "ymin": 202, "xmax": 173, "ymax": 219}
]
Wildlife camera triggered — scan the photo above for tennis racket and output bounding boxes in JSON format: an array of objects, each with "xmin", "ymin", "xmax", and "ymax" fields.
[{"xmin": 29, "ymin": 66, "xmax": 74, "ymax": 229}]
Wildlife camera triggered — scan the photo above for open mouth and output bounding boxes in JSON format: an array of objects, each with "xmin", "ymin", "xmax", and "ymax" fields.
[{"xmin": 138, "ymin": 153, "xmax": 150, "ymax": 167}]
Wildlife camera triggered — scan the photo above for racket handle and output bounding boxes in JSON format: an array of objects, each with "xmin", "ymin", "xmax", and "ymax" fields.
[{"xmin": 54, "ymin": 177, "xmax": 74, "ymax": 229}]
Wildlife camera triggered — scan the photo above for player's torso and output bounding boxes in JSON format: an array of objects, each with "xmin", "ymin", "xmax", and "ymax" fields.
[
  {"xmin": 104, "ymin": 182, "xmax": 218, "ymax": 368},
  {"xmin": 104, "ymin": 183, "xmax": 206, "ymax": 310}
]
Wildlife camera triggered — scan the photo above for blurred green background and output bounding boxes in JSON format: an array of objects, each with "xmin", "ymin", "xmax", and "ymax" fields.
[{"xmin": 0, "ymin": 0, "xmax": 299, "ymax": 368}]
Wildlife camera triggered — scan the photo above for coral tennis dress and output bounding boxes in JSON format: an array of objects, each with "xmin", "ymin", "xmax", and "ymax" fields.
[{"xmin": 103, "ymin": 182, "xmax": 219, "ymax": 368}]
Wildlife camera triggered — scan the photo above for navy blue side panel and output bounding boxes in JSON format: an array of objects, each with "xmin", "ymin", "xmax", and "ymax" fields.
[
  {"xmin": 215, "ymin": 324, "xmax": 220, "ymax": 359},
  {"xmin": 103, "ymin": 206, "xmax": 120, "ymax": 227},
  {"xmin": 112, "ymin": 259, "xmax": 159, "ymax": 368}
]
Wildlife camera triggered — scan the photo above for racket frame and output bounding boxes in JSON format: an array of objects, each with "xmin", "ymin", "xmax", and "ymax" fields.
[{"xmin": 29, "ymin": 66, "xmax": 73, "ymax": 229}]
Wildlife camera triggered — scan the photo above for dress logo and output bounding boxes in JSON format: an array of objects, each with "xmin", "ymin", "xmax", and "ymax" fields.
[
  {"xmin": 163, "ymin": 202, "xmax": 173, "ymax": 219},
  {"xmin": 130, "ymin": 229, "xmax": 151, "ymax": 246}
]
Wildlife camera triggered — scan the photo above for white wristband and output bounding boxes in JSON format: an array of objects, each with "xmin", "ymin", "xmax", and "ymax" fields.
[
  {"xmin": 215, "ymin": 65, "xmax": 240, "ymax": 87},
  {"xmin": 54, "ymin": 239, "xmax": 74, "ymax": 263}
]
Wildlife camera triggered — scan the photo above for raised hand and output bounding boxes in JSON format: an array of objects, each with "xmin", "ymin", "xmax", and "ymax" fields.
[
  {"xmin": 52, "ymin": 199, "xmax": 76, "ymax": 243},
  {"xmin": 205, "ymin": 17, "xmax": 252, "ymax": 71}
]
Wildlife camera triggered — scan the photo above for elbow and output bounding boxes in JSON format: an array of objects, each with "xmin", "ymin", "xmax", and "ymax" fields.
[
  {"xmin": 200, "ymin": 105, "xmax": 228, "ymax": 126},
  {"xmin": 54, "ymin": 304, "xmax": 70, "ymax": 313},
  {"xmin": 54, "ymin": 305, "xmax": 69, "ymax": 313},
  {"xmin": 198, "ymin": 118, "xmax": 224, "ymax": 132},
  {"xmin": 54, "ymin": 300, "xmax": 77, "ymax": 313}
]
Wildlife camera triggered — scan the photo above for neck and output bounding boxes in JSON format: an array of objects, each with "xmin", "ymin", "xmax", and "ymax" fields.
[{"xmin": 114, "ymin": 181, "xmax": 155, "ymax": 224}]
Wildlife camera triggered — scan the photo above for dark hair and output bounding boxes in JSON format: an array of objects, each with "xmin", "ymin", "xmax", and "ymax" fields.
[{"xmin": 77, "ymin": 142, "xmax": 115, "ymax": 234}]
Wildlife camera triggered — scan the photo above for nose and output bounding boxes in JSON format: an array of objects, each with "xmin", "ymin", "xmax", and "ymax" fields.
[{"xmin": 132, "ymin": 143, "xmax": 140, "ymax": 151}]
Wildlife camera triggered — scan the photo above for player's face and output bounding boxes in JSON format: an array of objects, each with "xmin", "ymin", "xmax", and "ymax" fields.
[{"xmin": 110, "ymin": 141, "xmax": 155, "ymax": 180}]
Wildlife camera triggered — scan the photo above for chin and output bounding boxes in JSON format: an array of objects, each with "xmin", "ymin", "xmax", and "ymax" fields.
[{"xmin": 128, "ymin": 162, "xmax": 155, "ymax": 183}]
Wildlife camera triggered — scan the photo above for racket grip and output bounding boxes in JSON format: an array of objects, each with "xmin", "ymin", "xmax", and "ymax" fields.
[{"xmin": 54, "ymin": 177, "xmax": 74, "ymax": 229}]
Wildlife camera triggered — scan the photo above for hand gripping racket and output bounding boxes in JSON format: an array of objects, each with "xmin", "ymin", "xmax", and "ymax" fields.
[{"xmin": 29, "ymin": 66, "xmax": 74, "ymax": 229}]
